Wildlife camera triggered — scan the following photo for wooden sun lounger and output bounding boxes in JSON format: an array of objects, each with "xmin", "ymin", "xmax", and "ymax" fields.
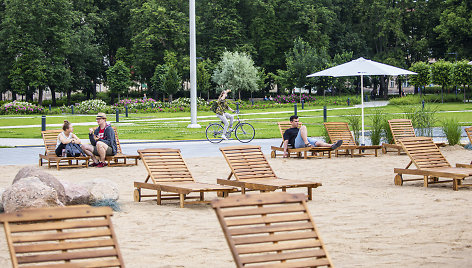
[
  {"xmin": 270, "ymin": 121, "xmax": 332, "ymax": 159},
  {"xmin": 94, "ymin": 126, "xmax": 140, "ymax": 166},
  {"xmin": 382, "ymin": 119, "xmax": 445, "ymax": 154},
  {"xmin": 211, "ymin": 192, "xmax": 334, "ymax": 268},
  {"xmin": 0, "ymin": 205, "xmax": 125, "ymax": 268},
  {"xmin": 393, "ymin": 137, "xmax": 472, "ymax": 191},
  {"xmin": 39, "ymin": 129, "xmax": 90, "ymax": 170},
  {"xmin": 218, "ymin": 145, "xmax": 322, "ymax": 200},
  {"xmin": 133, "ymin": 148, "xmax": 235, "ymax": 208},
  {"xmin": 324, "ymin": 122, "xmax": 381, "ymax": 157}
]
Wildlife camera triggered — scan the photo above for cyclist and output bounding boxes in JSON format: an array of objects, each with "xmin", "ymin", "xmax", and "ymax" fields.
[{"xmin": 214, "ymin": 89, "xmax": 235, "ymax": 140}]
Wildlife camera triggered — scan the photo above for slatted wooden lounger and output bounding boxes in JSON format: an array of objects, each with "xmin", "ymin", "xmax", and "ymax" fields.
[
  {"xmin": 211, "ymin": 192, "xmax": 334, "ymax": 268},
  {"xmin": 393, "ymin": 137, "xmax": 472, "ymax": 191},
  {"xmin": 93, "ymin": 126, "xmax": 140, "ymax": 166},
  {"xmin": 0, "ymin": 205, "xmax": 125, "ymax": 268},
  {"xmin": 39, "ymin": 129, "xmax": 90, "ymax": 170},
  {"xmin": 218, "ymin": 145, "xmax": 322, "ymax": 200},
  {"xmin": 382, "ymin": 119, "xmax": 445, "ymax": 155},
  {"xmin": 324, "ymin": 122, "xmax": 381, "ymax": 157},
  {"xmin": 270, "ymin": 121, "xmax": 332, "ymax": 159},
  {"xmin": 457, "ymin": 126, "xmax": 472, "ymax": 168},
  {"xmin": 133, "ymin": 148, "xmax": 235, "ymax": 208}
]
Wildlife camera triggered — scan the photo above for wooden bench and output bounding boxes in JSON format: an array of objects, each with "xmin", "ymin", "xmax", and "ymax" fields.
[
  {"xmin": 270, "ymin": 121, "xmax": 332, "ymax": 159},
  {"xmin": 134, "ymin": 148, "xmax": 235, "ymax": 208},
  {"xmin": 0, "ymin": 205, "xmax": 125, "ymax": 267},
  {"xmin": 218, "ymin": 145, "xmax": 322, "ymax": 200},
  {"xmin": 324, "ymin": 122, "xmax": 381, "ymax": 157},
  {"xmin": 39, "ymin": 130, "xmax": 90, "ymax": 170},
  {"xmin": 211, "ymin": 192, "xmax": 334, "ymax": 267},
  {"xmin": 393, "ymin": 137, "xmax": 472, "ymax": 190}
]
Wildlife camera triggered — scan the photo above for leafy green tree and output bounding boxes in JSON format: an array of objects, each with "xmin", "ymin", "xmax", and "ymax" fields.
[
  {"xmin": 150, "ymin": 65, "xmax": 167, "ymax": 101},
  {"xmin": 431, "ymin": 60, "xmax": 453, "ymax": 103},
  {"xmin": 197, "ymin": 59, "xmax": 213, "ymax": 100},
  {"xmin": 409, "ymin": 62, "xmax": 430, "ymax": 94},
  {"xmin": 106, "ymin": 61, "xmax": 131, "ymax": 103},
  {"xmin": 451, "ymin": 60, "xmax": 472, "ymax": 101},
  {"xmin": 212, "ymin": 51, "xmax": 259, "ymax": 100}
]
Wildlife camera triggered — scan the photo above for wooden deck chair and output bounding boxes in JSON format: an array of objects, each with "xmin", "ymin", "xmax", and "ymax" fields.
[
  {"xmin": 93, "ymin": 126, "xmax": 140, "ymax": 166},
  {"xmin": 323, "ymin": 122, "xmax": 381, "ymax": 157},
  {"xmin": 133, "ymin": 148, "xmax": 235, "ymax": 208},
  {"xmin": 0, "ymin": 205, "xmax": 125, "ymax": 268},
  {"xmin": 456, "ymin": 126, "xmax": 472, "ymax": 169},
  {"xmin": 39, "ymin": 130, "xmax": 90, "ymax": 170},
  {"xmin": 382, "ymin": 119, "xmax": 445, "ymax": 155},
  {"xmin": 393, "ymin": 137, "xmax": 472, "ymax": 191},
  {"xmin": 218, "ymin": 145, "xmax": 321, "ymax": 200},
  {"xmin": 270, "ymin": 121, "xmax": 332, "ymax": 159},
  {"xmin": 211, "ymin": 192, "xmax": 334, "ymax": 268}
]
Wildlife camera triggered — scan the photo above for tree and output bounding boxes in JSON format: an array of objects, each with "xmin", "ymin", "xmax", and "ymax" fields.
[
  {"xmin": 212, "ymin": 51, "xmax": 259, "ymax": 100},
  {"xmin": 106, "ymin": 61, "xmax": 131, "ymax": 104},
  {"xmin": 150, "ymin": 65, "xmax": 167, "ymax": 101},
  {"xmin": 197, "ymin": 59, "xmax": 213, "ymax": 100},
  {"xmin": 431, "ymin": 60, "xmax": 453, "ymax": 103},
  {"xmin": 409, "ymin": 62, "xmax": 430, "ymax": 95},
  {"xmin": 451, "ymin": 60, "xmax": 472, "ymax": 101}
]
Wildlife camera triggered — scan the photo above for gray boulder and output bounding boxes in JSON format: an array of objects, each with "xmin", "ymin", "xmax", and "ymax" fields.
[
  {"xmin": 59, "ymin": 180, "xmax": 91, "ymax": 205},
  {"xmin": 13, "ymin": 167, "xmax": 66, "ymax": 204},
  {"xmin": 83, "ymin": 178, "xmax": 119, "ymax": 203},
  {"xmin": 2, "ymin": 177, "xmax": 64, "ymax": 213}
]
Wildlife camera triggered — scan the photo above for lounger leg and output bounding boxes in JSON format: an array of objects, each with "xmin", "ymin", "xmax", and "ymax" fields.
[
  {"xmin": 179, "ymin": 194, "xmax": 185, "ymax": 208},
  {"xmin": 157, "ymin": 190, "xmax": 162, "ymax": 205},
  {"xmin": 424, "ymin": 176, "xmax": 429, "ymax": 188},
  {"xmin": 200, "ymin": 192, "xmax": 204, "ymax": 201},
  {"xmin": 307, "ymin": 187, "xmax": 312, "ymax": 200},
  {"xmin": 241, "ymin": 188, "xmax": 246, "ymax": 195},
  {"xmin": 282, "ymin": 187, "xmax": 286, "ymax": 192},
  {"xmin": 453, "ymin": 179, "xmax": 458, "ymax": 191}
]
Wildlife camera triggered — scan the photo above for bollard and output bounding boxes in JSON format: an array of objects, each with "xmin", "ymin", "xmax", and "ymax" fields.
[
  {"xmin": 71, "ymin": 105, "xmax": 74, "ymax": 115},
  {"xmin": 48, "ymin": 104, "xmax": 51, "ymax": 112},
  {"xmin": 151, "ymin": 103, "xmax": 154, "ymax": 108},
  {"xmin": 125, "ymin": 105, "xmax": 128, "ymax": 117},
  {"xmin": 422, "ymin": 99, "xmax": 425, "ymax": 110},
  {"xmin": 251, "ymin": 99, "xmax": 254, "ymax": 106},
  {"xmin": 323, "ymin": 106, "xmax": 327, "ymax": 122},
  {"xmin": 294, "ymin": 103, "xmax": 297, "ymax": 116},
  {"xmin": 364, "ymin": 95, "xmax": 368, "ymax": 102},
  {"xmin": 236, "ymin": 102, "xmax": 240, "ymax": 113},
  {"xmin": 347, "ymin": 98, "xmax": 350, "ymax": 106},
  {"xmin": 41, "ymin": 115, "xmax": 46, "ymax": 131},
  {"xmin": 116, "ymin": 109, "xmax": 119, "ymax": 122},
  {"xmin": 301, "ymin": 100, "xmax": 304, "ymax": 109}
]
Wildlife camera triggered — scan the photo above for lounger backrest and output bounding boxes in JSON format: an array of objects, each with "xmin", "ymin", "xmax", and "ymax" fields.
[
  {"xmin": 93, "ymin": 126, "xmax": 123, "ymax": 154},
  {"xmin": 41, "ymin": 129, "xmax": 63, "ymax": 155},
  {"xmin": 324, "ymin": 122, "xmax": 356, "ymax": 146},
  {"xmin": 388, "ymin": 119, "xmax": 416, "ymax": 144},
  {"xmin": 138, "ymin": 148, "xmax": 195, "ymax": 183},
  {"xmin": 211, "ymin": 192, "xmax": 334, "ymax": 268},
  {"xmin": 465, "ymin": 126, "xmax": 472, "ymax": 144},
  {"xmin": 0, "ymin": 206, "xmax": 124, "ymax": 268},
  {"xmin": 220, "ymin": 145, "xmax": 278, "ymax": 181},
  {"xmin": 399, "ymin": 137, "xmax": 451, "ymax": 169}
]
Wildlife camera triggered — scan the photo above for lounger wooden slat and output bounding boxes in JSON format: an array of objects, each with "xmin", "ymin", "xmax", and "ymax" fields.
[
  {"xmin": 211, "ymin": 192, "xmax": 334, "ymax": 267},
  {"xmin": 324, "ymin": 122, "xmax": 380, "ymax": 157},
  {"xmin": 218, "ymin": 145, "xmax": 321, "ymax": 199},
  {"xmin": 39, "ymin": 130, "xmax": 90, "ymax": 170},
  {"xmin": 271, "ymin": 121, "xmax": 332, "ymax": 159},
  {"xmin": 92, "ymin": 127, "xmax": 139, "ymax": 166},
  {"xmin": 393, "ymin": 137, "xmax": 472, "ymax": 190},
  {"xmin": 0, "ymin": 206, "xmax": 124, "ymax": 268},
  {"xmin": 133, "ymin": 148, "xmax": 234, "ymax": 208}
]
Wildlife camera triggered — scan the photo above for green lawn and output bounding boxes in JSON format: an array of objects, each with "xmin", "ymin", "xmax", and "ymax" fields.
[{"xmin": 1, "ymin": 103, "xmax": 472, "ymax": 140}]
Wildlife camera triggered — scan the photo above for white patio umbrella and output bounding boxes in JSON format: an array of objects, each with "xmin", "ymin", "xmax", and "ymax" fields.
[{"xmin": 307, "ymin": 57, "xmax": 416, "ymax": 145}]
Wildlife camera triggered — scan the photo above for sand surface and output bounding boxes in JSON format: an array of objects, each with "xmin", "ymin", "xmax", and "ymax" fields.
[{"xmin": 1, "ymin": 146, "xmax": 472, "ymax": 267}]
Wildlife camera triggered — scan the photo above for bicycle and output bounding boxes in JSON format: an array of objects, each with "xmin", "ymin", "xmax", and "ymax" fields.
[{"xmin": 205, "ymin": 112, "xmax": 255, "ymax": 143}]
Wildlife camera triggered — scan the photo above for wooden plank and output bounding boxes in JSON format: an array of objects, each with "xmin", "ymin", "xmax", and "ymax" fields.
[
  {"xmin": 221, "ymin": 204, "xmax": 305, "ymax": 217},
  {"xmin": 229, "ymin": 222, "xmax": 314, "ymax": 236},
  {"xmin": 247, "ymin": 258, "xmax": 331, "ymax": 268},
  {"xmin": 9, "ymin": 219, "xmax": 109, "ymax": 233},
  {"xmin": 240, "ymin": 249, "xmax": 326, "ymax": 264},
  {"xmin": 17, "ymin": 249, "xmax": 119, "ymax": 264},
  {"xmin": 237, "ymin": 239, "xmax": 321, "ymax": 254},
  {"xmin": 233, "ymin": 231, "xmax": 317, "ymax": 245},
  {"xmin": 211, "ymin": 192, "xmax": 306, "ymax": 208},
  {"xmin": 14, "ymin": 239, "xmax": 115, "ymax": 253},
  {"xmin": 0, "ymin": 206, "xmax": 112, "ymax": 223},
  {"xmin": 225, "ymin": 213, "xmax": 310, "ymax": 227},
  {"xmin": 12, "ymin": 229, "xmax": 112, "ymax": 243}
]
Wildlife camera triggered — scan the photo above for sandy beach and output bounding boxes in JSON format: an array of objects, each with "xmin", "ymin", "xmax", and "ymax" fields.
[{"xmin": 1, "ymin": 146, "xmax": 472, "ymax": 267}]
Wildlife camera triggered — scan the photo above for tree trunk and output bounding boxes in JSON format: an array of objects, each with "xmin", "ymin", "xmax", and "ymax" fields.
[
  {"xmin": 207, "ymin": 91, "xmax": 209, "ymax": 100},
  {"xmin": 50, "ymin": 86, "xmax": 56, "ymax": 106},
  {"xmin": 380, "ymin": 75, "xmax": 388, "ymax": 98},
  {"xmin": 11, "ymin": 91, "xmax": 17, "ymax": 101},
  {"xmin": 398, "ymin": 81, "xmax": 402, "ymax": 96},
  {"xmin": 38, "ymin": 86, "xmax": 43, "ymax": 105},
  {"xmin": 67, "ymin": 89, "xmax": 71, "ymax": 106},
  {"xmin": 414, "ymin": 86, "xmax": 418, "ymax": 94},
  {"xmin": 169, "ymin": 94, "xmax": 173, "ymax": 102}
]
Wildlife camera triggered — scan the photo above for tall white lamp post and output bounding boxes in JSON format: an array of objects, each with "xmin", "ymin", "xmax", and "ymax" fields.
[{"xmin": 187, "ymin": 0, "xmax": 201, "ymax": 128}]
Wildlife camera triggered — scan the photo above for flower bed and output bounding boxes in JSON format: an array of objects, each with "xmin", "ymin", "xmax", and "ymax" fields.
[{"xmin": 0, "ymin": 101, "xmax": 45, "ymax": 114}]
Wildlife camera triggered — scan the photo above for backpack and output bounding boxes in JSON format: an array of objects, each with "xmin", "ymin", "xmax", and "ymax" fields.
[
  {"xmin": 210, "ymin": 101, "xmax": 218, "ymax": 113},
  {"xmin": 65, "ymin": 143, "xmax": 84, "ymax": 157}
]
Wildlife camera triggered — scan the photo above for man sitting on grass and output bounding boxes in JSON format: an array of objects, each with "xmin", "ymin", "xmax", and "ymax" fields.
[
  {"xmin": 81, "ymin": 113, "xmax": 117, "ymax": 167},
  {"xmin": 283, "ymin": 115, "xmax": 343, "ymax": 158}
]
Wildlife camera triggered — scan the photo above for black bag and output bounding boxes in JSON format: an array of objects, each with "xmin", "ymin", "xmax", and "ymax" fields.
[{"xmin": 65, "ymin": 143, "xmax": 84, "ymax": 157}]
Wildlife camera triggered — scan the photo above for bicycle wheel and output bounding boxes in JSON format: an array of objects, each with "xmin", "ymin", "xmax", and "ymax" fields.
[
  {"xmin": 235, "ymin": 123, "xmax": 255, "ymax": 143},
  {"xmin": 206, "ymin": 123, "xmax": 224, "ymax": 143}
]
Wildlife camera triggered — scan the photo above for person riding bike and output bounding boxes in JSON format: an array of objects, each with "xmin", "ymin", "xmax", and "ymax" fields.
[{"xmin": 214, "ymin": 89, "xmax": 235, "ymax": 140}]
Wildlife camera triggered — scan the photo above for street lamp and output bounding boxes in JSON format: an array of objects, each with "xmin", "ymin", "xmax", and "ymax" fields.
[{"xmin": 187, "ymin": 0, "xmax": 201, "ymax": 128}]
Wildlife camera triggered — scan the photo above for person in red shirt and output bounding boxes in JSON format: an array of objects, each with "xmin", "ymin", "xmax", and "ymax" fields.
[{"xmin": 81, "ymin": 113, "xmax": 117, "ymax": 167}]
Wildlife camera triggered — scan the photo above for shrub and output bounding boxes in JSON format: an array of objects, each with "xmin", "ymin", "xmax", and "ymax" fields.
[
  {"xmin": 441, "ymin": 118, "xmax": 461, "ymax": 145},
  {"xmin": 343, "ymin": 111, "xmax": 361, "ymax": 144},
  {"xmin": 0, "ymin": 101, "xmax": 45, "ymax": 114},
  {"xmin": 403, "ymin": 105, "xmax": 438, "ymax": 137},
  {"xmin": 171, "ymin": 97, "xmax": 206, "ymax": 107},
  {"xmin": 369, "ymin": 108, "xmax": 385, "ymax": 145},
  {"xmin": 60, "ymin": 99, "xmax": 113, "ymax": 114}
]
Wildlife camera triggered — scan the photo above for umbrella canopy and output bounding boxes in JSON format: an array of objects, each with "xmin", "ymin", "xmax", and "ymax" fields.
[
  {"xmin": 306, "ymin": 57, "xmax": 416, "ymax": 145},
  {"xmin": 307, "ymin": 57, "xmax": 416, "ymax": 77}
]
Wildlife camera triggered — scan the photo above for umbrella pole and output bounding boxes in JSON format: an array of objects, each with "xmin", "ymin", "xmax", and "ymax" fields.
[{"xmin": 361, "ymin": 74, "xmax": 365, "ymax": 145}]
